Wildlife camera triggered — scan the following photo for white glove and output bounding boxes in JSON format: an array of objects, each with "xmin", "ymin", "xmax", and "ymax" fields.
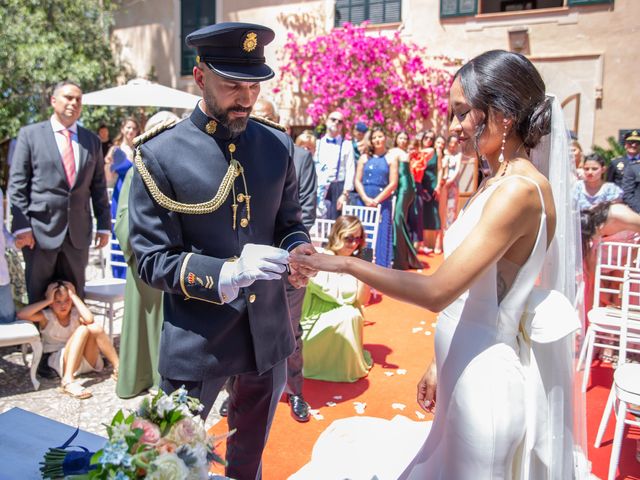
[{"xmin": 229, "ymin": 243, "xmax": 289, "ymax": 289}]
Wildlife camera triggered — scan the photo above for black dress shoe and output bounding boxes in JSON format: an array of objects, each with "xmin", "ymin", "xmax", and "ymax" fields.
[
  {"xmin": 288, "ymin": 394, "xmax": 310, "ymax": 423},
  {"xmin": 219, "ymin": 397, "xmax": 229, "ymax": 417}
]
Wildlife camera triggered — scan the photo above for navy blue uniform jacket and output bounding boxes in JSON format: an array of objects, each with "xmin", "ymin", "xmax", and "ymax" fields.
[{"xmin": 129, "ymin": 107, "xmax": 308, "ymax": 381}]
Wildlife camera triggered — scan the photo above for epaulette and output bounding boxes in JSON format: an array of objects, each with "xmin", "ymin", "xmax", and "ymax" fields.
[
  {"xmin": 250, "ymin": 115, "xmax": 286, "ymax": 132},
  {"xmin": 133, "ymin": 118, "xmax": 179, "ymax": 148}
]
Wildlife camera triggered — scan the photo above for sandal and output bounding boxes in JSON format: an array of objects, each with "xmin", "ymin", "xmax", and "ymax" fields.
[
  {"xmin": 110, "ymin": 368, "xmax": 119, "ymax": 381},
  {"xmin": 60, "ymin": 381, "xmax": 92, "ymax": 400}
]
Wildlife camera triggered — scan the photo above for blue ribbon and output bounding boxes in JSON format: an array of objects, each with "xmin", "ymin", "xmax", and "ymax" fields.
[{"xmin": 58, "ymin": 428, "xmax": 97, "ymax": 475}]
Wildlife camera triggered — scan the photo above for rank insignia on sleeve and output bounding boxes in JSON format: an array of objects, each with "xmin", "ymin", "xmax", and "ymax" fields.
[{"xmin": 187, "ymin": 272, "xmax": 204, "ymax": 286}]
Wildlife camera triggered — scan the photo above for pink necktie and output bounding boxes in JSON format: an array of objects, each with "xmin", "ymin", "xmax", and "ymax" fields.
[{"xmin": 61, "ymin": 129, "xmax": 76, "ymax": 186}]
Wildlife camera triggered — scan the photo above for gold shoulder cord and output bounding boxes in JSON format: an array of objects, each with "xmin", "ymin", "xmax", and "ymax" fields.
[
  {"xmin": 250, "ymin": 115, "xmax": 286, "ymax": 132},
  {"xmin": 133, "ymin": 119, "xmax": 242, "ymax": 215}
]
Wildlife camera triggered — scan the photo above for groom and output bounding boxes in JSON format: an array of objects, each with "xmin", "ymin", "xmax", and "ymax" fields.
[{"xmin": 129, "ymin": 22, "xmax": 316, "ymax": 479}]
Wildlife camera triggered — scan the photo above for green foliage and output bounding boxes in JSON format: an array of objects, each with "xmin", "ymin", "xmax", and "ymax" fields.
[
  {"xmin": 592, "ymin": 136, "xmax": 626, "ymax": 165},
  {"xmin": 0, "ymin": 0, "xmax": 129, "ymax": 140}
]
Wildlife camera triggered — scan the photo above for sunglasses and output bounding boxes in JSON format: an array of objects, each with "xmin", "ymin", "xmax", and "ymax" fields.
[
  {"xmin": 626, "ymin": 141, "xmax": 639, "ymax": 146},
  {"xmin": 328, "ymin": 117, "xmax": 344, "ymax": 124},
  {"xmin": 344, "ymin": 235, "xmax": 363, "ymax": 244}
]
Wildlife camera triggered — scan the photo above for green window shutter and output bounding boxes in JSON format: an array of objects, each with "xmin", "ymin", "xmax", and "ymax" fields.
[
  {"xmin": 568, "ymin": 0, "xmax": 612, "ymax": 5},
  {"xmin": 440, "ymin": 0, "xmax": 478, "ymax": 18},
  {"xmin": 181, "ymin": 0, "xmax": 216, "ymax": 76},
  {"xmin": 335, "ymin": 0, "xmax": 401, "ymax": 27}
]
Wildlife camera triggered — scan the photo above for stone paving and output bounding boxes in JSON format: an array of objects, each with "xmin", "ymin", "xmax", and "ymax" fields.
[{"xmin": 0, "ymin": 252, "xmax": 223, "ymax": 439}]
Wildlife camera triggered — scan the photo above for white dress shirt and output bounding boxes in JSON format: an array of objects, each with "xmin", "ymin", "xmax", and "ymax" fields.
[{"xmin": 314, "ymin": 135, "xmax": 356, "ymax": 192}]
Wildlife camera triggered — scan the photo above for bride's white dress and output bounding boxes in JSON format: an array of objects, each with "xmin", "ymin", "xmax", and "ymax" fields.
[
  {"xmin": 398, "ymin": 175, "xmax": 547, "ymax": 479},
  {"xmin": 291, "ymin": 175, "xmax": 571, "ymax": 480}
]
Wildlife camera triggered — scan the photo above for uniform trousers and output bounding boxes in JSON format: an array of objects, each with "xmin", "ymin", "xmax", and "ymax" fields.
[
  {"xmin": 285, "ymin": 284, "xmax": 306, "ymax": 396},
  {"xmin": 161, "ymin": 359, "xmax": 287, "ymax": 480},
  {"xmin": 22, "ymin": 234, "xmax": 89, "ymax": 302}
]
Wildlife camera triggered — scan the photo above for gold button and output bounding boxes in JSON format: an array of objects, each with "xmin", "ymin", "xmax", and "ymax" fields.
[
  {"xmin": 240, "ymin": 218, "xmax": 249, "ymax": 228},
  {"xmin": 237, "ymin": 193, "xmax": 245, "ymax": 202},
  {"xmin": 228, "ymin": 143, "xmax": 236, "ymax": 153},
  {"xmin": 249, "ymin": 293, "xmax": 256, "ymax": 303}
]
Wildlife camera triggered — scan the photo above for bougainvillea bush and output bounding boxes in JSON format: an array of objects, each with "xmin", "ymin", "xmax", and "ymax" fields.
[{"xmin": 277, "ymin": 22, "xmax": 454, "ymax": 133}]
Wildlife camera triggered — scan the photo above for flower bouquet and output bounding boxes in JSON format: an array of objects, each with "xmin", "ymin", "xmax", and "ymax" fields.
[{"xmin": 41, "ymin": 387, "xmax": 232, "ymax": 479}]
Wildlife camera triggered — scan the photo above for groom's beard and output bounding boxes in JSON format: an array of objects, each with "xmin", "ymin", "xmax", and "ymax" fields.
[{"xmin": 203, "ymin": 92, "xmax": 252, "ymax": 135}]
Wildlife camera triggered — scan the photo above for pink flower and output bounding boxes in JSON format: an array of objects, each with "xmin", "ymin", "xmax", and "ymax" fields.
[
  {"xmin": 155, "ymin": 438, "xmax": 178, "ymax": 455},
  {"xmin": 132, "ymin": 418, "xmax": 161, "ymax": 445},
  {"xmin": 167, "ymin": 417, "xmax": 206, "ymax": 446}
]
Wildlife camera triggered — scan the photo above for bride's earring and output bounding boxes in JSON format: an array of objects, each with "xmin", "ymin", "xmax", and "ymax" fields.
[{"xmin": 498, "ymin": 122, "xmax": 508, "ymax": 163}]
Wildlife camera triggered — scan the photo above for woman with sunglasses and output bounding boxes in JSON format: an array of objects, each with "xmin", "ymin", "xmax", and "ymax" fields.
[{"xmin": 299, "ymin": 215, "xmax": 372, "ymax": 382}]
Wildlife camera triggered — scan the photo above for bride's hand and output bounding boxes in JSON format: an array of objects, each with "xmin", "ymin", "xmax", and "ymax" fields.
[
  {"xmin": 417, "ymin": 360, "xmax": 437, "ymax": 413},
  {"xmin": 289, "ymin": 251, "xmax": 347, "ymax": 273}
]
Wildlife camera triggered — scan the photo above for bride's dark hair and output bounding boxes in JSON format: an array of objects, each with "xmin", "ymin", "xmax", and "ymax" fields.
[{"xmin": 454, "ymin": 50, "xmax": 552, "ymax": 150}]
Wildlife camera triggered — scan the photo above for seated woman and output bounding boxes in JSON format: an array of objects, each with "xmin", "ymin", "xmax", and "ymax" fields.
[
  {"xmin": 17, "ymin": 281, "xmax": 120, "ymax": 399},
  {"xmin": 301, "ymin": 215, "xmax": 372, "ymax": 383}
]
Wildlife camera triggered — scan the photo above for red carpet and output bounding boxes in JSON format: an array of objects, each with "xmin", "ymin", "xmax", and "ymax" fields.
[{"xmin": 210, "ymin": 253, "xmax": 640, "ymax": 479}]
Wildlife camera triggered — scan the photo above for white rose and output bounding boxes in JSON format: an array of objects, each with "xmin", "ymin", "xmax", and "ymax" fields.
[
  {"xmin": 156, "ymin": 395, "xmax": 175, "ymax": 418},
  {"xmin": 147, "ymin": 453, "xmax": 189, "ymax": 480}
]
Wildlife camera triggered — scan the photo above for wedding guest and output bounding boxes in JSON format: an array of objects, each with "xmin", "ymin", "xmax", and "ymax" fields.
[
  {"xmin": 352, "ymin": 122, "xmax": 369, "ymax": 162},
  {"xmin": 416, "ymin": 132, "xmax": 441, "ymax": 254},
  {"xmin": 97, "ymin": 124, "xmax": 112, "ymax": 158},
  {"xmin": 17, "ymin": 281, "xmax": 120, "ymax": 399},
  {"xmin": 0, "ymin": 188, "xmax": 22, "ymax": 324},
  {"xmin": 354, "ymin": 126, "xmax": 397, "ymax": 267},
  {"xmin": 436, "ymin": 135, "xmax": 462, "ymax": 231},
  {"xmin": 105, "ymin": 117, "xmax": 141, "ymax": 278},
  {"xmin": 295, "ymin": 130, "xmax": 317, "ymax": 157},
  {"xmin": 300, "ymin": 216, "xmax": 372, "ymax": 382},
  {"xmin": 114, "ymin": 112, "xmax": 176, "ymax": 399},
  {"xmin": 571, "ymin": 140, "xmax": 584, "ymax": 180},
  {"xmin": 574, "ymin": 153, "xmax": 622, "ymax": 210}
]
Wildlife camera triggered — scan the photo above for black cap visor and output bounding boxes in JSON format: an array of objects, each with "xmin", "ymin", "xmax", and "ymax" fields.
[{"xmin": 204, "ymin": 61, "xmax": 274, "ymax": 82}]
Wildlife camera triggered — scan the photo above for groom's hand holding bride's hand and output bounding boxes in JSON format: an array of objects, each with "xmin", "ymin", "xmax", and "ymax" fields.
[
  {"xmin": 288, "ymin": 243, "xmax": 318, "ymax": 288},
  {"xmin": 417, "ymin": 360, "xmax": 437, "ymax": 413}
]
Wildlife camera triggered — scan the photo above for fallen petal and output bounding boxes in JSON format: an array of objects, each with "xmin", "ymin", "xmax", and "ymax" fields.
[
  {"xmin": 392, "ymin": 403, "xmax": 406, "ymax": 410},
  {"xmin": 415, "ymin": 411, "xmax": 426, "ymax": 420},
  {"xmin": 396, "ymin": 369, "xmax": 407, "ymax": 375}
]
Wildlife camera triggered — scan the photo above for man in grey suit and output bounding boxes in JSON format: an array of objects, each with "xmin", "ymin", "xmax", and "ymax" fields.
[
  {"xmin": 9, "ymin": 80, "xmax": 111, "ymax": 302},
  {"xmin": 253, "ymin": 98, "xmax": 317, "ymax": 422}
]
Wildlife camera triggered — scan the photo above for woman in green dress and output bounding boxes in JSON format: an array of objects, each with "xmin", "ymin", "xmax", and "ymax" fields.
[
  {"xmin": 392, "ymin": 141, "xmax": 424, "ymax": 270},
  {"xmin": 301, "ymin": 216, "xmax": 372, "ymax": 383},
  {"xmin": 114, "ymin": 168, "xmax": 164, "ymax": 398}
]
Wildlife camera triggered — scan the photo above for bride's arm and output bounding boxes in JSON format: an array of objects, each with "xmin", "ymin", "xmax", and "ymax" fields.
[{"xmin": 292, "ymin": 178, "xmax": 542, "ymax": 312}]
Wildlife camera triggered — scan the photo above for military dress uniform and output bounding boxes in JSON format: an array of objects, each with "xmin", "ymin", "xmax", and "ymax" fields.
[
  {"xmin": 128, "ymin": 22, "xmax": 309, "ymax": 480},
  {"xmin": 608, "ymin": 155, "xmax": 629, "ymax": 188}
]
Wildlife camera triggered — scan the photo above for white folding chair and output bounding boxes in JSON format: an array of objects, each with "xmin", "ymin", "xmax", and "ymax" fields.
[
  {"xmin": 577, "ymin": 241, "xmax": 640, "ymax": 391},
  {"xmin": 309, "ymin": 219, "xmax": 335, "ymax": 248},
  {"xmin": 0, "ymin": 321, "xmax": 42, "ymax": 390},
  {"xmin": 84, "ymin": 220, "xmax": 126, "ymax": 340},
  {"xmin": 342, "ymin": 204, "xmax": 381, "ymax": 258},
  {"xmin": 593, "ymin": 267, "xmax": 640, "ymax": 480}
]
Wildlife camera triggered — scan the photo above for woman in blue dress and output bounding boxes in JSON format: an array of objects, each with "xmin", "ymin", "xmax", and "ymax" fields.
[{"xmin": 354, "ymin": 126, "xmax": 398, "ymax": 267}]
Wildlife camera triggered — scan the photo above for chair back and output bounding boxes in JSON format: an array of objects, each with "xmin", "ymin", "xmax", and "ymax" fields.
[
  {"xmin": 593, "ymin": 241, "xmax": 640, "ymax": 311},
  {"xmin": 309, "ymin": 219, "xmax": 335, "ymax": 248},
  {"xmin": 619, "ymin": 268, "xmax": 640, "ymax": 364},
  {"xmin": 106, "ymin": 218, "xmax": 128, "ymax": 272},
  {"xmin": 342, "ymin": 204, "xmax": 381, "ymax": 255}
]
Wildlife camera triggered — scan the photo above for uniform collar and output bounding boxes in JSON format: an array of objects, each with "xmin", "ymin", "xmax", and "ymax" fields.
[{"xmin": 190, "ymin": 102, "xmax": 234, "ymax": 141}]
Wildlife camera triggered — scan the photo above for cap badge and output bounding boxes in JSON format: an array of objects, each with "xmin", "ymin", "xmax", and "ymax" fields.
[
  {"xmin": 243, "ymin": 32, "xmax": 258, "ymax": 53},
  {"xmin": 205, "ymin": 120, "xmax": 217, "ymax": 135}
]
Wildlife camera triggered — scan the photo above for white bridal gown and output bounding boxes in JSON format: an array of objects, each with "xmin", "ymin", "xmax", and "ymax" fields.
[
  {"xmin": 398, "ymin": 175, "xmax": 548, "ymax": 479},
  {"xmin": 291, "ymin": 175, "xmax": 580, "ymax": 480}
]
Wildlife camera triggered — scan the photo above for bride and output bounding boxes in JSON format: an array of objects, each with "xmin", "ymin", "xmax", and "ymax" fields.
[{"xmin": 291, "ymin": 50, "xmax": 586, "ymax": 479}]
